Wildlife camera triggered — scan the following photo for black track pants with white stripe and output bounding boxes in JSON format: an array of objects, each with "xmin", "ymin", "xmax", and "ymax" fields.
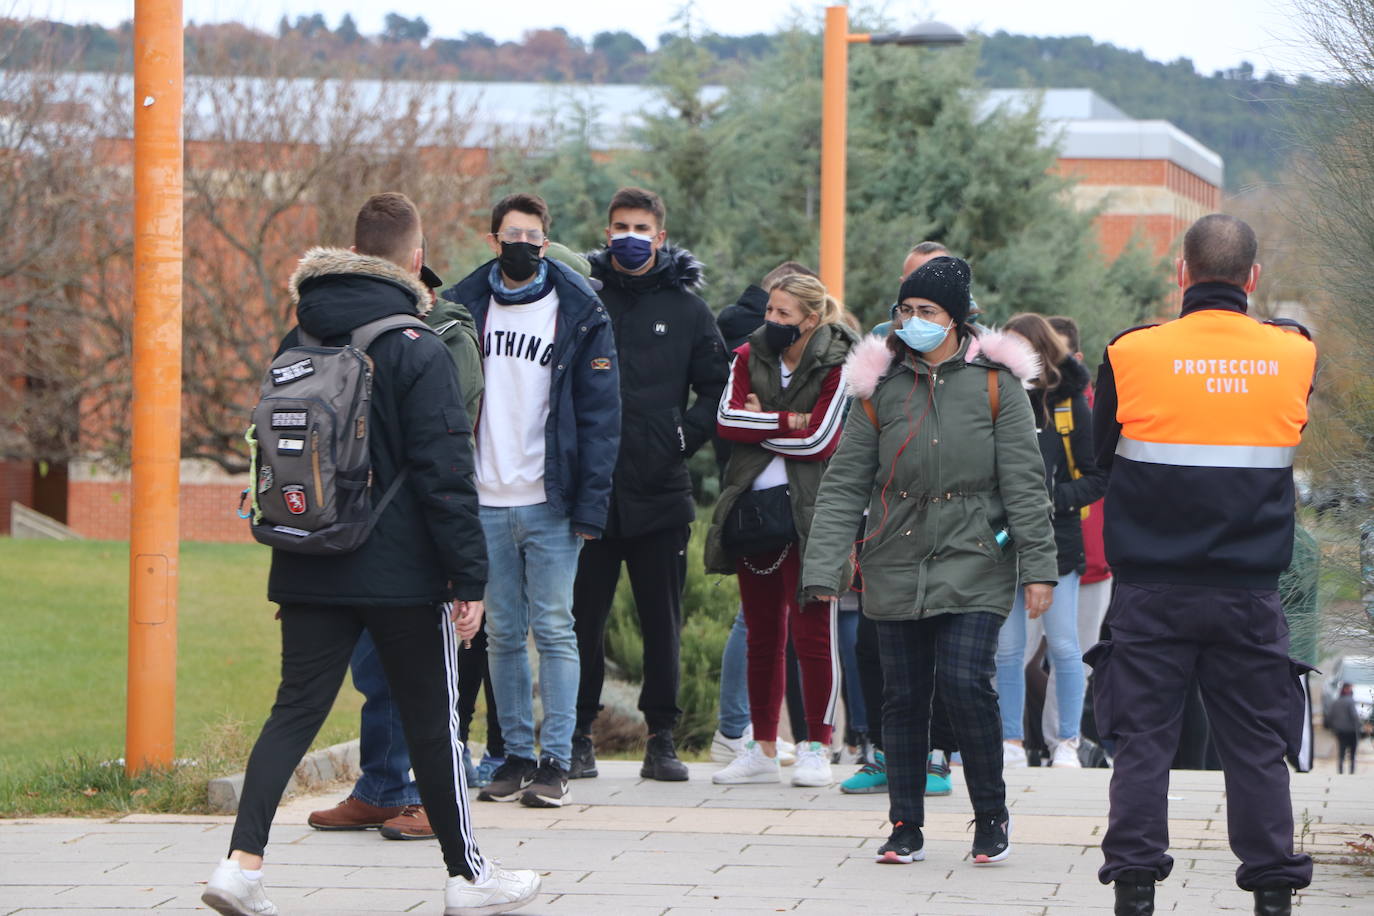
[{"xmin": 230, "ymin": 602, "xmax": 486, "ymax": 880}]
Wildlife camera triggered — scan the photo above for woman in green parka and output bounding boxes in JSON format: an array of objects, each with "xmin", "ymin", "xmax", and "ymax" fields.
[{"xmin": 802, "ymin": 256, "xmax": 1058, "ymax": 867}]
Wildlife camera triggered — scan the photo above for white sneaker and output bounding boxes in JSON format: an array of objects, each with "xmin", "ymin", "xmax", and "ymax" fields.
[
  {"xmin": 833, "ymin": 744, "xmax": 864, "ymax": 766},
  {"xmin": 1051, "ymin": 736, "xmax": 1082, "ymax": 768},
  {"xmin": 710, "ymin": 725, "xmax": 753, "ymax": 764},
  {"xmin": 444, "ymin": 866, "xmax": 541, "ymax": 915},
  {"xmin": 791, "ymin": 741, "xmax": 835, "ymax": 787},
  {"xmin": 201, "ymin": 859, "xmax": 279, "ymax": 916},
  {"xmin": 1002, "ymin": 741, "xmax": 1028, "ymax": 768},
  {"xmin": 777, "ymin": 738, "xmax": 797, "ymax": 766},
  {"xmin": 712, "ymin": 741, "xmax": 782, "ymax": 784}
]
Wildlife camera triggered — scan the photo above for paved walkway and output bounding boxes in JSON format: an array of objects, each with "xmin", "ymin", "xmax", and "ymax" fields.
[{"xmin": 3, "ymin": 761, "xmax": 1372, "ymax": 914}]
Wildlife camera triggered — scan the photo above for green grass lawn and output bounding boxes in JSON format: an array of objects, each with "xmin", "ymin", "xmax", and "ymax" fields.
[{"xmin": 0, "ymin": 539, "xmax": 362, "ymax": 770}]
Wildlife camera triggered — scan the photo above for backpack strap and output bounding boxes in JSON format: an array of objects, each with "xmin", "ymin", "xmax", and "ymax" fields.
[
  {"xmin": 348, "ymin": 314, "xmax": 434, "ymax": 351},
  {"xmin": 861, "ymin": 398, "xmax": 879, "ymax": 429},
  {"xmin": 987, "ymin": 368, "xmax": 1000, "ymax": 423},
  {"xmin": 1054, "ymin": 398, "xmax": 1079, "ymax": 480}
]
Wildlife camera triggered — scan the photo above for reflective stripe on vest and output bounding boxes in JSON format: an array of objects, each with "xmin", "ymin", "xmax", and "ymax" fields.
[{"xmin": 1115, "ymin": 436, "xmax": 1297, "ymax": 469}]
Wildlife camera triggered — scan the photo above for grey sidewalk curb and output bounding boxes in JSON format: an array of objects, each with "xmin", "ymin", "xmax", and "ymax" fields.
[{"xmin": 207, "ymin": 739, "xmax": 360, "ymax": 813}]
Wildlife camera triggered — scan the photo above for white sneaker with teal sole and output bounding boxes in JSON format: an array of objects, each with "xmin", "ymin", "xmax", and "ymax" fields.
[
  {"xmin": 444, "ymin": 866, "xmax": 541, "ymax": 915},
  {"xmin": 201, "ymin": 860, "xmax": 279, "ymax": 916},
  {"xmin": 712, "ymin": 741, "xmax": 782, "ymax": 784}
]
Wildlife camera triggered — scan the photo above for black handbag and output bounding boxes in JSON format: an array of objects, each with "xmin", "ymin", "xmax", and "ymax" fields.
[{"xmin": 722, "ymin": 484, "xmax": 797, "ymax": 559}]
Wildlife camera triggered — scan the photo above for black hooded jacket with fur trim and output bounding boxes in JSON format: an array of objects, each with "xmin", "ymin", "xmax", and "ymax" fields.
[
  {"xmin": 588, "ymin": 244, "xmax": 729, "ymax": 537},
  {"xmin": 267, "ymin": 247, "xmax": 487, "ymax": 606}
]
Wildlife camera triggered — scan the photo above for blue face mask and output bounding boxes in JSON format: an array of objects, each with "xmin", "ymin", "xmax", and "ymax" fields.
[
  {"xmin": 894, "ymin": 316, "xmax": 954, "ymax": 353},
  {"xmin": 609, "ymin": 232, "xmax": 655, "ymax": 271}
]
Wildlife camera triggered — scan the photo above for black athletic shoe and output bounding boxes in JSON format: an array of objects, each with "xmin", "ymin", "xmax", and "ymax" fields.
[
  {"xmin": 970, "ymin": 809, "xmax": 1012, "ymax": 864},
  {"xmin": 520, "ymin": 757, "xmax": 571, "ymax": 808},
  {"xmin": 875, "ymin": 821, "xmax": 925, "ymax": 864},
  {"xmin": 476, "ymin": 755, "xmax": 536, "ymax": 802},
  {"xmin": 569, "ymin": 732, "xmax": 598, "ymax": 779},
  {"xmin": 641, "ymin": 731, "xmax": 689, "ymax": 781},
  {"xmin": 1252, "ymin": 887, "xmax": 1293, "ymax": 916},
  {"xmin": 1113, "ymin": 870, "xmax": 1156, "ymax": 916}
]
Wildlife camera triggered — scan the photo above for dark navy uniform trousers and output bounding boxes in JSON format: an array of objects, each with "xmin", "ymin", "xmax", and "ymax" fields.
[{"xmin": 1088, "ymin": 582, "xmax": 1313, "ymax": 891}]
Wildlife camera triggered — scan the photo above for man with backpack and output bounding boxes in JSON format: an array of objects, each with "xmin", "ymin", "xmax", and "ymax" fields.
[{"xmin": 202, "ymin": 193, "xmax": 540, "ymax": 916}]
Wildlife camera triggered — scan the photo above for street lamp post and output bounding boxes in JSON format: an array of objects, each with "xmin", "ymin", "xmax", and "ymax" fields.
[{"xmin": 819, "ymin": 6, "xmax": 966, "ymax": 305}]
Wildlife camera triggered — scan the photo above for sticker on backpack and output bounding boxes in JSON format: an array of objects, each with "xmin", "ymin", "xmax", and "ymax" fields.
[{"xmin": 281, "ymin": 485, "xmax": 308, "ymax": 515}]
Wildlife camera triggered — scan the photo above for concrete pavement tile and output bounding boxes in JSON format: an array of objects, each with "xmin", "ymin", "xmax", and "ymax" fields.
[
  {"xmin": 0, "ymin": 887, "xmax": 79, "ymax": 909},
  {"xmin": 0, "ymin": 863, "xmax": 129, "ymax": 885},
  {"xmin": 33, "ymin": 886, "xmax": 180, "ymax": 908},
  {"xmin": 290, "ymin": 887, "xmax": 434, "ymax": 911},
  {"xmin": 539, "ymin": 893, "xmax": 677, "ymax": 912}
]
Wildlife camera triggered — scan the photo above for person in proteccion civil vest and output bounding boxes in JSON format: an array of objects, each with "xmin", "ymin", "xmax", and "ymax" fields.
[{"xmin": 1090, "ymin": 213, "xmax": 1317, "ymax": 916}]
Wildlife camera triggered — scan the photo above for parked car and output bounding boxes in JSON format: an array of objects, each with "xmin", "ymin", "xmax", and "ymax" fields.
[{"xmin": 1321, "ymin": 655, "xmax": 1374, "ymax": 729}]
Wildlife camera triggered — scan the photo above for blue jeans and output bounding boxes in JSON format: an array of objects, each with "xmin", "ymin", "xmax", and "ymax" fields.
[
  {"xmin": 718, "ymin": 607, "xmax": 751, "ymax": 738},
  {"xmin": 349, "ymin": 630, "xmax": 421, "ymax": 807},
  {"xmin": 995, "ymin": 571, "xmax": 1084, "ymax": 742},
  {"xmin": 480, "ymin": 503, "xmax": 583, "ymax": 769},
  {"xmin": 837, "ymin": 608, "xmax": 867, "ymax": 735}
]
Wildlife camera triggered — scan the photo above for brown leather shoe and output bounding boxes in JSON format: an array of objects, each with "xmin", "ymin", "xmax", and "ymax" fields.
[
  {"xmin": 307, "ymin": 796, "xmax": 404, "ymax": 831},
  {"xmin": 379, "ymin": 805, "xmax": 435, "ymax": 840}
]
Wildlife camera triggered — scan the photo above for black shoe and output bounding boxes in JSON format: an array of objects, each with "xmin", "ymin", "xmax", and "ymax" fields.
[
  {"xmin": 969, "ymin": 809, "xmax": 1012, "ymax": 864},
  {"xmin": 875, "ymin": 821, "xmax": 924, "ymax": 864},
  {"xmin": 1113, "ymin": 870, "xmax": 1155, "ymax": 916},
  {"xmin": 569, "ymin": 732, "xmax": 598, "ymax": 779},
  {"xmin": 519, "ymin": 757, "xmax": 571, "ymax": 808},
  {"xmin": 1253, "ymin": 887, "xmax": 1293, "ymax": 916},
  {"xmin": 641, "ymin": 731, "xmax": 689, "ymax": 781},
  {"xmin": 476, "ymin": 755, "xmax": 536, "ymax": 802}
]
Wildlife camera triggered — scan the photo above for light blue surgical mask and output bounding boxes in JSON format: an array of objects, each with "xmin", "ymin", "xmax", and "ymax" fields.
[{"xmin": 893, "ymin": 316, "xmax": 954, "ymax": 353}]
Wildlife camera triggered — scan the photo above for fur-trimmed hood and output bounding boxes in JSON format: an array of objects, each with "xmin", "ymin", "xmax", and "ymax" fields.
[
  {"xmin": 587, "ymin": 243, "xmax": 704, "ymax": 294},
  {"xmin": 289, "ymin": 246, "xmax": 433, "ymax": 315},
  {"xmin": 843, "ymin": 327, "xmax": 1041, "ymax": 400}
]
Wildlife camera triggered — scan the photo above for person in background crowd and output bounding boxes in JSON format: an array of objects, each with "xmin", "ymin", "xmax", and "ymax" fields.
[
  {"xmin": 1091, "ymin": 214, "xmax": 1315, "ymax": 916},
  {"xmin": 572, "ymin": 187, "xmax": 730, "ymax": 782},
  {"xmin": 203, "ymin": 192, "xmax": 541, "ymax": 916},
  {"xmin": 1328, "ymin": 683, "xmax": 1360, "ymax": 774},
  {"xmin": 708, "ymin": 274, "xmax": 858, "ymax": 788},
  {"xmin": 710, "ymin": 261, "xmax": 819, "ymax": 768},
  {"xmin": 803, "ymin": 256, "xmax": 1058, "ymax": 867},
  {"xmin": 440, "ymin": 193, "xmax": 621, "ymax": 810},
  {"xmin": 995, "ymin": 313, "xmax": 1106, "ymax": 769}
]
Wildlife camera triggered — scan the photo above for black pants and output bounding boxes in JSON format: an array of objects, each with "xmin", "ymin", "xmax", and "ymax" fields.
[
  {"xmin": 1336, "ymin": 730, "xmax": 1357, "ymax": 774},
  {"xmin": 456, "ymin": 623, "xmax": 503, "ymax": 757},
  {"xmin": 573, "ymin": 526, "xmax": 688, "ymax": 734},
  {"xmin": 1092, "ymin": 583, "xmax": 1313, "ymax": 891},
  {"xmin": 876, "ymin": 611, "xmax": 1006, "ymax": 827},
  {"xmin": 231, "ymin": 603, "xmax": 485, "ymax": 880},
  {"xmin": 856, "ymin": 612, "xmax": 884, "ymax": 750}
]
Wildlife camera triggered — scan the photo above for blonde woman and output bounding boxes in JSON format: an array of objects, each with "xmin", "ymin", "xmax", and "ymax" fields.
[{"xmin": 706, "ymin": 274, "xmax": 858, "ymax": 788}]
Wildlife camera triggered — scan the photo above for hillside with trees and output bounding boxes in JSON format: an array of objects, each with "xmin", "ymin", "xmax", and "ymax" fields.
[{"xmin": 0, "ymin": 14, "xmax": 1306, "ymax": 189}]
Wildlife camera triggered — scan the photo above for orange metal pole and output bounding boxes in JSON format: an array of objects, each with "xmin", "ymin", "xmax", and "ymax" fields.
[
  {"xmin": 126, "ymin": 0, "xmax": 183, "ymax": 776},
  {"xmin": 819, "ymin": 5, "xmax": 849, "ymax": 305}
]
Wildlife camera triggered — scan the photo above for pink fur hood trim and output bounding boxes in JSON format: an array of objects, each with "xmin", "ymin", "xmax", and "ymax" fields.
[{"xmin": 843, "ymin": 328, "xmax": 1042, "ymax": 400}]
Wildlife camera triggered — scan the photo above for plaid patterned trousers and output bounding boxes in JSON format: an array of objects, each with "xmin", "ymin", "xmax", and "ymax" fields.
[{"xmin": 876, "ymin": 611, "xmax": 1007, "ymax": 827}]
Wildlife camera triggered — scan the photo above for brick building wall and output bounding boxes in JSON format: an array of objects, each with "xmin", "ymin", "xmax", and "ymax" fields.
[
  {"xmin": 65, "ymin": 461, "xmax": 253, "ymax": 543},
  {"xmin": 0, "ymin": 459, "xmax": 35, "ymax": 536},
  {"xmin": 1056, "ymin": 158, "xmax": 1223, "ymax": 260}
]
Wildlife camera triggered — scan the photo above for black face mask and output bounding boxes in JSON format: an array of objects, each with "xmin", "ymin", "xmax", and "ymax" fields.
[
  {"xmin": 499, "ymin": 241, "xmax": 542, "ymax": 283},
  {"xmin": 763, "ymin": 319, "xmax": 803, "ymax": 354}
]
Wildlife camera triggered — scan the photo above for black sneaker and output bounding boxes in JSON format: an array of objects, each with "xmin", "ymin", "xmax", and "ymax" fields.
[
  {"xmin": 969, "ymin": 809, "xmax": 1012, "ymax": 864},
  {"xmin": 641, "ymin": 731, "xmax": 689, "ymax": 781},
  {"xmin": 476, "ymin": 755, "xmax": 536, "ymax": 802},
  {"xmin": 520, "ymin": 757, "xmax": 571, "ymax": 808},
  {"xmin": 569, "ymin": 732, "xmax": 598, "ymax": 779},
  {"xmin": 875, "ymin": 821, "xmax": 925, "ymax": 864}
]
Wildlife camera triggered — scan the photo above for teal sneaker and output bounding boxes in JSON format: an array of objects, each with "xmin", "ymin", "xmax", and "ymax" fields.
[
  {"xmin": 840, "ymin": 750, "xmax": 888, "ymax": 794},
  {"xmin": 925, "ymin": 749, "xmax": 952, "ymax": 796}
]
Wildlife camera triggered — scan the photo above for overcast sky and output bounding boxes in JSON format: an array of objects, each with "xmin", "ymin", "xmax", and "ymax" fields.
[{"xmin": 34, "ymin": 0, "xmax": 1329, "ymax": 78}]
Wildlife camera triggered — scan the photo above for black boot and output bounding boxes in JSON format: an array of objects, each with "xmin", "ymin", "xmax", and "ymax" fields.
[
  {"xmin": 1113, "ymin": 870, "xmax": 1155, "ymax": 916},
  {"xmin": 568, "ymin": 732, "xmax": 598, "ymax": 779},
  {"xmin": 641, "ymin": 731, "xmax": 689, "ymax": 781},
  {"xmin": 1253, "ymin": 887, "xmax": 1293, "ymax": 916}
]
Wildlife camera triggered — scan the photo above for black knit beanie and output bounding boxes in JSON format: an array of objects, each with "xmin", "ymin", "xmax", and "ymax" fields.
[{"xmin": 897, "ymin": 256, "xmax": 971, "ymax": 325}]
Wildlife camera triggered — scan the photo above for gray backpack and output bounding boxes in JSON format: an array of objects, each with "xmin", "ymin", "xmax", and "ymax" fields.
[{"xmin": 240, "ymin": 314, "xmax": 433, "ymax": 554}]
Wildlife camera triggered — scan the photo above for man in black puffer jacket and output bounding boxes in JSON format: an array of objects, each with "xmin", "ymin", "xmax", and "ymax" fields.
[
  {"xmin": 206, "ymin": 193, "xmax": 540, "ymax": 916},
  {"xmin": 570, "ymin": 186, "xmax": 729, "ymax": 781}
]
